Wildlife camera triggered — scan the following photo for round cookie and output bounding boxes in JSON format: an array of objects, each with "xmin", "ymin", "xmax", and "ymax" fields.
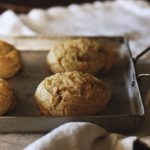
[
  {"xmin": 0, "ymin": 40, "xmax": 22, "ymax": 78},
  {"xmin": 0, "ymin": 78, "xmax": 16, "ymax": 115},
  {"xmin": 35, "ymin": 71, "xmax": 111, "ymax": 116},
  {"xmin": 47, "ymin": 38, "xmax": 106, "ymax": 75}
]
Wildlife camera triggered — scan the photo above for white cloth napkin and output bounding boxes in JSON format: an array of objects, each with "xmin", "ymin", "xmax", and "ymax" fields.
[
  {"xmin": 0, "ymin": 11, "xmax": 35, "ymax": 36},
  {"xmin": 0, "ymin": 0, "xmax": 150, "ymax": 56},
  {"xmin": 24, "ymin": 122, "xmax": 150, "ymax": 150}
]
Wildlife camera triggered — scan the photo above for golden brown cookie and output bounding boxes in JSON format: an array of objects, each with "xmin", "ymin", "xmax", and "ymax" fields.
[
  {"xmin": 47, "ymin": 38, "xmax": 106, "ymax": 75},
  {"xmin": 0, "ymin": 40, "xmax": 22, "ymax": 78},
  {"xmin": 0, "ymin": 78, "xmax": 16, "ymax": 115},
  {"xmin": 35, "ymin": 71, "xmax": 111, "ymax": 116}
]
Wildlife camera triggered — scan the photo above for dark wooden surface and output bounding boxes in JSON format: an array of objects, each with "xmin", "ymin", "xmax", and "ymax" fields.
[
  {"xmin": 0, "ymin": 0, "xmax": 149, "ymax": 13},
  {"xmin": 0, "ymin": 0, "xmax": 101, "ymax": 13}
]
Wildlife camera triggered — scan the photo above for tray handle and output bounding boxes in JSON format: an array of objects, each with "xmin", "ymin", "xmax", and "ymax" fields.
[
  {"xmin": 133, "ymin": 47, "xmax": 150, "ymax": 108},
  {"xmin": 134, "ymin": 47, "xmax": 150, "ymax": 80},
  {"xmin": 134, "ymin": 46, "xmax": 150, "ymax": 63}
]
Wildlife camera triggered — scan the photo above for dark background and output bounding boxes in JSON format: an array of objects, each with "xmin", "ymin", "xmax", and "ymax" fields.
[
  {"xmin": 0, "ymin": 0, "xmax": 149, "ymax": 13},
  {"xmin": 0, "ymin": 0, "xmax": 115, "ymax": 13}
]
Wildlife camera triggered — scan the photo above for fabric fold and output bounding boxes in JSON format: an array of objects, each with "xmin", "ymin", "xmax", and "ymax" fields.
[{"xmin": 24, "ymin": 122, "xmax": 150, "ymax": 150}]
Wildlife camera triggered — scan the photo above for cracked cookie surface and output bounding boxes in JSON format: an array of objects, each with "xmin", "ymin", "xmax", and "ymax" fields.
[
  {"xmin": 47, "ymin": 38, "xmax": 107, "ymax": 75},
  {"xmin": 0, "ymin": 78, "xmax": 16, "ymax": 115},
  {"xmin": 0, "ymin": 40, "xmax": 22, "ymax": 78},
  {"xmin": 35, "ymin": 71, "xmax": 111, "ymax": 116}
]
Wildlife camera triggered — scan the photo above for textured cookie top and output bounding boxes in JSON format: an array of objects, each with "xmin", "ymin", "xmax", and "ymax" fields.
[
  {"xmin": 0, "ymin": 78, "xmax": 16, "ymax": 115},
  {"xmin": 35, "ymin": 71, "xmax": 111, "ymax": 116},
  {"xmin": 47, "ymin": 38, "xmax": 106, "ymax": 74},
  {"xmin": 0, "ymin": 78, "xmax": 12, "ymax": 96},
  {"xmin": 0, "ymin": 40, "xmax": 22, "ymax": 78},
  {"xmin": 0, "ymin": 40, "xmax": 14, "ymax": 56}
]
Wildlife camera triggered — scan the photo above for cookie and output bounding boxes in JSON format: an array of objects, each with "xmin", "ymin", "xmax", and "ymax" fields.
[
  {"xmin": 0, "ymin": 78, "xmax": 16, "ymax": 115},
  {"xmin": 35, "ymin": 71, "xmax": 111, "ymax": 116},
  {"xmin": 0, "ymin": 40, "xmax": 22, "ymax": 78},
  {"xmin": 47, "ymin": 38, "xmax": 106, "ymax": 75}
]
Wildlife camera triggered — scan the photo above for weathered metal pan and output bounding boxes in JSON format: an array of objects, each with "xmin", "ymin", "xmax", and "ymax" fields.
[{"xmin": 0, "ymin": 36, "xmax": 148, "ymax": 133}]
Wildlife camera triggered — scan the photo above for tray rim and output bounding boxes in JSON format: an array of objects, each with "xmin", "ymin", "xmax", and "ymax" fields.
[{"xmin": 0, "ymin": 36, "xmax": 146, "ymax": 132}]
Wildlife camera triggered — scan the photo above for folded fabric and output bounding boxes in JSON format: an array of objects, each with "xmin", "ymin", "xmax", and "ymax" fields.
[
  {"xmin": 0, "ymin": 10, "xmax": 35, "ymax": 35},
  {"xmin": 24, "ymin": 122, "xmax": 150, "ymax": 150},
  {"xmin": 0, "ymin": 0, "xmax": 150, "ymax": 56}
]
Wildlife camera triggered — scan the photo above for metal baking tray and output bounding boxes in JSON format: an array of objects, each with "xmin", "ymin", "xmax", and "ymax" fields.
[{"xmin": 0, "ymin": 36, "xmax": 148, "ymax": 133}]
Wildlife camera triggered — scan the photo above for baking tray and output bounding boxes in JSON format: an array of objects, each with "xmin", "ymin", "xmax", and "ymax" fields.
[{"xmin": 0, "ymin": 36, "xmax": 148, "ymax": 133}]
